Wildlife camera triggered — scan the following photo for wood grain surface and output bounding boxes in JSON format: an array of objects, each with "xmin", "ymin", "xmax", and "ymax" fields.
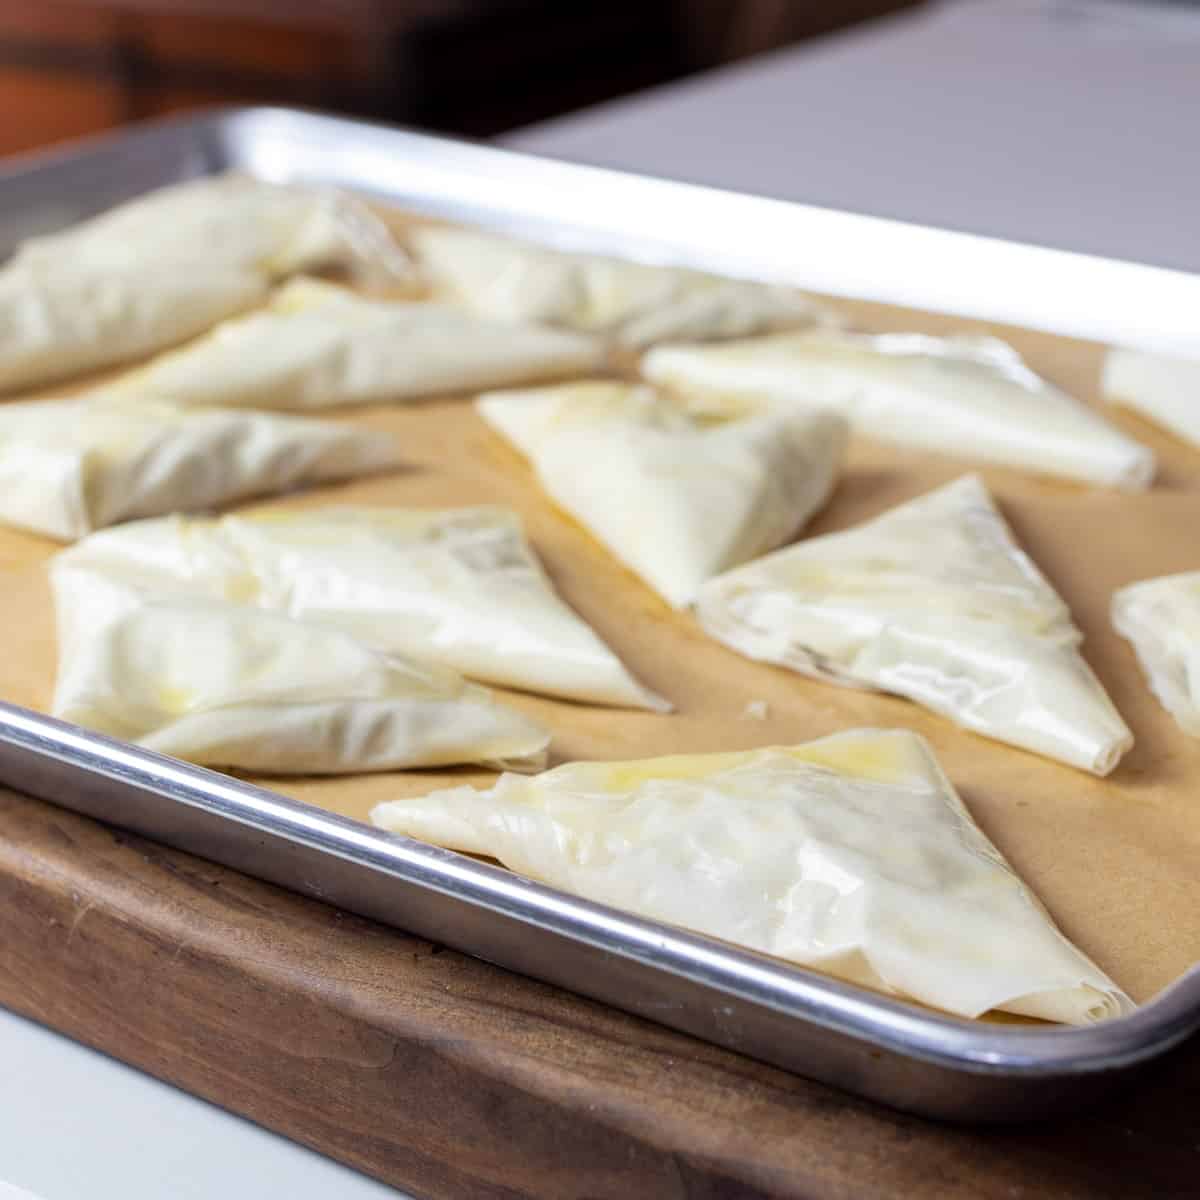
[{"xmin": 2, "ymin": 786, "xmax": 1198, "ymax": 1200}]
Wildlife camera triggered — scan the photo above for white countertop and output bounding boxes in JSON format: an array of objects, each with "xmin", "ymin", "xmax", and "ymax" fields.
[
  {"xmin": 504, "ymin": 0, "xmax": 1200, "ymax": 273},
  {"xmin": 0, "ymin": 1008, "xmax": 400, "ymax": 1200},
  {"xmin": 4, "ymin": 2, "xmax": 1197, "ymax": 1196}
]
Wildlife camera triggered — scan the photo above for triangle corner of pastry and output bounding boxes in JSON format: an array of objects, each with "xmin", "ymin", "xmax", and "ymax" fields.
[
  {"xmin": 478, "ymin": 381, "xmax": 848, "ymax": 610},
  {"xmin": 370, "ymin": 728, "xmax": 1133, "ymax": 1025},
  {"xmin": 697, "ymin": 473, "xmax": 1133, "ymax": 775},
  {"xmin": 50, "ymin": 591, "xmax": 552, "ymax": 776}
]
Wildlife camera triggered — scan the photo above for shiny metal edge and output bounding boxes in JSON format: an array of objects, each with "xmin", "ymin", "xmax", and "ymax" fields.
[
  {"xmin": 2, "ymin": 106, "xmax": 1199, "ymax": 357},
  {"xmin": 1, "ymin": 701, "xmax": 1198, "ymax": 1123},
  {"xmin": 1, "ymin": 108, "xmax": 1198, "ymax": 1121}
]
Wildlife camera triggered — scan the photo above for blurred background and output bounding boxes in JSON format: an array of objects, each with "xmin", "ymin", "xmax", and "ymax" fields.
[
  {"xmin": 1, "ymin": 0, "xmax": 1194, "ymax": 268},
  {"xmin": 0, "ymin": 0, "xmax": 924, "ymax": 154}
]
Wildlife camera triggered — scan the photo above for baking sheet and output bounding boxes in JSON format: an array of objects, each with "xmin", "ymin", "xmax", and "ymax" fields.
[{"xmin": 3, "ymin": 209, "xmax": 1199, "ymax": 1012}]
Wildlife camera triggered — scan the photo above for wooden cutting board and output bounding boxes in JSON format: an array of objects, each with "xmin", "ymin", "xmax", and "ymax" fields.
[{"xmin": 2, "ymin": 785, "xmax": 1198, "ymax": 1200}]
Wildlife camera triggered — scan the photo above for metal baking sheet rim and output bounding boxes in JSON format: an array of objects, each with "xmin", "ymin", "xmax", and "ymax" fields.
[{"xmin": 1, "ymin": 108, "xmax": 1198, "ymax": 1123}]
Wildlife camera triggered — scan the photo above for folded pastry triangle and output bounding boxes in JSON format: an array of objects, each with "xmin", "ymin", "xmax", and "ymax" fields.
[
  {"xmin": 696, "ymin": 474, "xmax": 1133, "ymax": 774},
  {"xmin": 1, "ymin": 178, "xmax": 411, "ymax": 391},
  {"xmin": 644, "ymin": 330, "xmax": 1155, "ymax": 489},
  {"xmin": 371, "ymin": 728, "xmax": 1133, "ymax": 1023},
  {"xmin": 411, "ymin": 225, "xmax": 833, "ymax": 348},
  {"xmin": 1113, "ymin": 571, "xmax": 1200, "ymax": 736},
  {"xmin": 1103, "ymin": 347, "xmax": 1200, "ymax": 449},
  {"xmin": 58, "ymin": 505, "xmax": 665, "ymax": 710},
  {"xmin": 0, "ymin": 255, "xmax": 268, "ymax": 393},
  {"xmin": 50, "ymin": 595, "xmax": 548, "ymax": 775},
  {"xmin": 15, "ymin": 175, "xmax": 410, "ymax": 286},
  {"xmin": 0, "ymin": 396, "xmax": 397, "ymax": 540},
  {"xmin": 99, "ymin": 278, "xmax": 604, "ymax": 410},
  {"xmin": 477, "ymin": 381, "xmax": 848, "ymax": 608}
]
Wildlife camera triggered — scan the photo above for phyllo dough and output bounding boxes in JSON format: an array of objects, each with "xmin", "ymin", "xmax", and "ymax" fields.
[
  {"xmin": 0, "ymin": 256, "xmax": 268, "ymax": 393},
  {"xmin": 410, "ymin": 225, "xmax": 833, "ymax": 348},
  {"xmin": 477, "ymin": 381, "xmax": 849, "ymax": 608},
  {"xmin": 371, "ymin": 729, "xmax": 1133, "ymax": 1024},
  {"xmin": 643, "ymin": 330, "xmax": 1155, "ymax": 489},
  {"xmin": 696, "ymin": 475, "xmax": 1132, "ymax": 774},
  {"xmin": 101, "ymin": 278, "xmax": 605, "ymax": 410},
  {"xmin": 50, "ymin": 597, "xmax": 549, "ymax": 775},
  {"xmin": 57, "ymin": 506, "xmax": 663, "ymax": 710},
  {"xmin": 0, "ymin": 177, "xmax": 410, "ymax": 391},
  {"xmin": 1112, "ymin": 571, "xmax": 1200, "ymax": 736},
  {"xmin": 13, "ymin": 175, "xmax": 410, "ymax": 286},
  {"xmin": 1103, "ymin": 347, "xmax": 1200, "ymax": 448},
  {"xmin": 0, "ymin": 397, "xmax": 397, "ymax": 541}
]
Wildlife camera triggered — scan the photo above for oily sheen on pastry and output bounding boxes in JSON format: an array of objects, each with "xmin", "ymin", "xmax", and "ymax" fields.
[{"xmin": 373, "ymin": 729, "xmax": 1132, "ymax": 1023}]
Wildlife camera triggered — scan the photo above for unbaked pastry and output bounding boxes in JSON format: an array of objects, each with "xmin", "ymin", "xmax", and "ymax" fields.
[
  {"xmin": 57, "ymin": 506, "xmax": 664, "ymax": 709},
  {"xmin": 372, "ymin": 728, "xmax": 1132, "ymax": 1023},
  {"xmin": 0, "ymin": 397, "xmax": 396, "ymax": 540},
  {"xmin": 644, "ymin": 330, "xmax": 1155, "ymax": 489},
  {"xmin": 1112, "ymin": 570, "xmax": 1200, "ymax": 736},
  {"xmin": 0, "ymin": 176, "xmax": 410, "ymax": 391},
  {"xmin": 13, "ymin": 174, "xmax": 409, "ymax": 286},
  {"xmin": 100, "ymin": 278, "xmax": 605, "ymax": 410},
  {"xmin": 411, "ymin": 225, "xmax": 833, "ymax": 348},
  {"xmin": 696, "ymin": 475, "xmax": 1132, "ymax": 774},
  {"xmin": 51, "ymin": 596, "xmax": 548, "ymax": 774},
  {"xmin": 477, "ymin": 381, "xmax": 848, "ymax": 607},
  {"xmin": 1103, "ymin": 347, "xmax": 1200, "ymax": 448}
]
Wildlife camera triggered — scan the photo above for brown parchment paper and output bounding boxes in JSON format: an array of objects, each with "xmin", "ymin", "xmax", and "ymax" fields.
[{"xmin": 2, "ymin": 211, "xmax": 1199, "ymax": 1009}]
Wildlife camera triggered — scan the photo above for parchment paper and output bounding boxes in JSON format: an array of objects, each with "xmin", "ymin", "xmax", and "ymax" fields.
[{"xmin": 2, "ymin": 212, "xmax": 1198, "ymax": 1007}]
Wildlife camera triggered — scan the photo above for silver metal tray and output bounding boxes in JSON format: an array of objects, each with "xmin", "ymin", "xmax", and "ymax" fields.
[{"xmin": 2, "ymin": 107, "xmax": 1199, "ymax": 1124}]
